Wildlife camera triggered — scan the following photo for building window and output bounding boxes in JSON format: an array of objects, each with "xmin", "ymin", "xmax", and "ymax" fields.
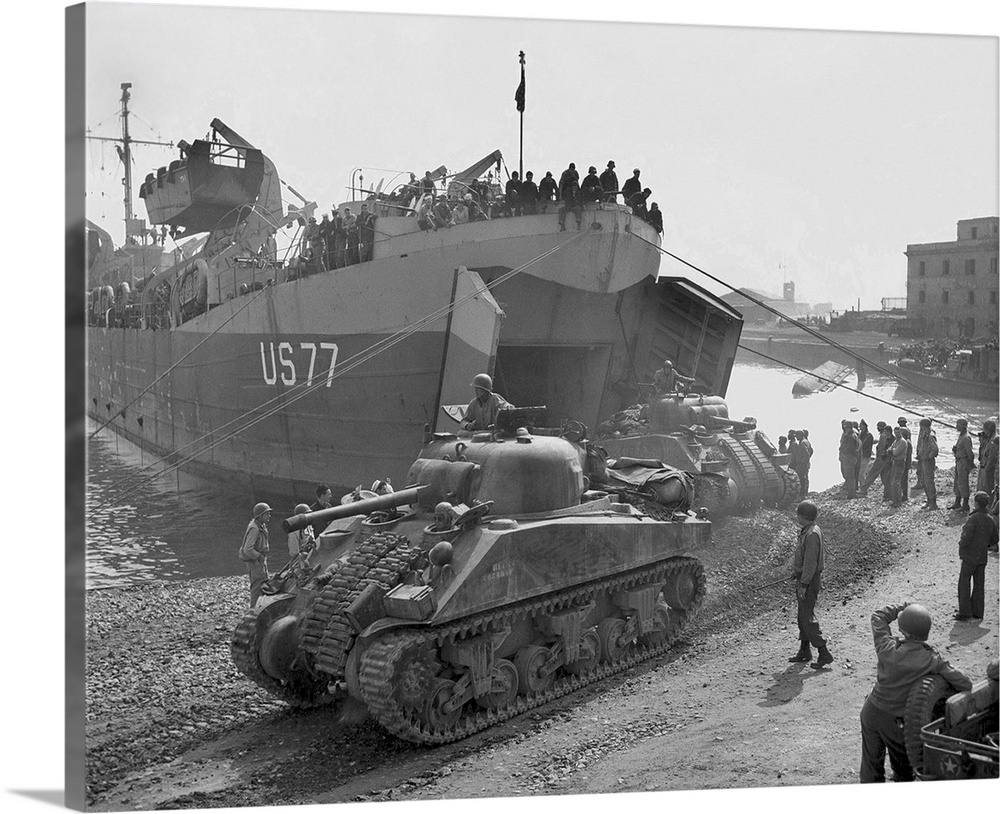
[
  {"xmin": 918, "ymin": 261, "xmax": 925, "ymax": 276},
  {"xmin": 918, "ymin": 291, "xmax": 926, "ymax": 304},
  {"xmin": 943, "ymin": 259, "xmax": 950, "ymax": 275},
  {"xmin": 965, "ymin": 259, "xmax": 976, "ymax": 275},
  {"xmin": 968, "ymin": 290, "xmax": 975, "ymax": 305},
  {"xmin": 942, "ymin": 290, "xmax": 949, "ymax": 304},
  {"xmin": 971, "ymin": 227, "xmax": 978, "ymax": 239}
]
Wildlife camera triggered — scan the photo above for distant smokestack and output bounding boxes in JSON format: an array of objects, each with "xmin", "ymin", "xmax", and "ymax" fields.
[{"xmin": 783, "ymin": 281, "xmax": 795, "ymax": 302}]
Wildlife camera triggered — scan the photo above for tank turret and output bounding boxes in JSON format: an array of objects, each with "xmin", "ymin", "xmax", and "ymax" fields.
[{"xmin": 231, "ymin": 417, "xmax": 709, "ymax": 744}]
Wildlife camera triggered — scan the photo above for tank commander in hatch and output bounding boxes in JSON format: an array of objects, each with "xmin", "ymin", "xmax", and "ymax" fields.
[
  {"xmin": 653, "ymin": 360, "xmax": 694, "ymax": 395},
  {"xmin": 462, "ymin": 373, "xmax": 512, "ymax": 432}
]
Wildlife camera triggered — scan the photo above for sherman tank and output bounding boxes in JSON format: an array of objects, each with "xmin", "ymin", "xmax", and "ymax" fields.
[
  {"xmin": 231, "ymin": 408, "xmax": 709, "ymax": 744},
  {"xmin": 596, "ymin": 392, "xmax": 801, "ymax": 514}
]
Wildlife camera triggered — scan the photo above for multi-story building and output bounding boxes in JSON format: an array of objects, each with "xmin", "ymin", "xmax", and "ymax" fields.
[{"xmin": 905, "ymin": 216, "xmax": 999, "ymax": 339}]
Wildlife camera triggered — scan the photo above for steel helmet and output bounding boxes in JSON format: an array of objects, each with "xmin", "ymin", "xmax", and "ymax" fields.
[
  {"xmin": 293, "ymin": 503, "xmax": 311, "ymax": 515},
  {"xmin": 898, "ymin": 604, "xmax": 932, "ymax": 641},
  {"xmin": 429, "ymin": 541, "xmax": 454, "ymax": 567},
  {"xmin": 253, "ymin": 502, "xmax": 273, "ymax": 519},
  {"xmin": 471, "ymin": 373, "xmax": 493, "ymax": 391}
]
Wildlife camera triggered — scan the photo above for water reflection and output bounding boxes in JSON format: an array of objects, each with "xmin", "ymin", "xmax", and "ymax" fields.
[{"xmin": 85, "ymin": 362, "xmax": 997, "ymax": 589}]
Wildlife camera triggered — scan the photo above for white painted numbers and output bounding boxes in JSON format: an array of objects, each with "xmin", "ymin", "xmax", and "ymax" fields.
[{"xmin": 259, "ymin": 341, "xmax": 339, "ymax": 386}]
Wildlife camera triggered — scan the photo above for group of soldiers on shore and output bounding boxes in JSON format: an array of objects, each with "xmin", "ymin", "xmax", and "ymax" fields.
[{"xmin": 831, "ymin": 414, "xmax": 999, "ymax": 512}]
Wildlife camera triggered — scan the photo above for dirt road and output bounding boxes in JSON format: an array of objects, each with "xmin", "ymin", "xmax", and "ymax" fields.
[{"xmin": 87, "ymin": 476, "xmax": 998, "ymax": 811}]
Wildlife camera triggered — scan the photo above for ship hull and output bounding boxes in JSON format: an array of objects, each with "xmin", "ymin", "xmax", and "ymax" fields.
[
  {"xmin": 88, "ymin": 208, "xmax": 743, "ymax": 504},
  {"xmin": 887, "ymin": 361, "xmax": 999, "ymax": 403}
]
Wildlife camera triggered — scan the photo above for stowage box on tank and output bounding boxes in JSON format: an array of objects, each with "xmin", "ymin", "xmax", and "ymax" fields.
[{"xmin": 231, "ymin": 419, "xmax": 710, "ymax": 744}]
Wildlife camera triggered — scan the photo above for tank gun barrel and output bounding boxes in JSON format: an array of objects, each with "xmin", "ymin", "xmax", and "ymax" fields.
[
  {"xmin": 707, "ymin": 414, "xmax": 757, "ymax": 433},
  {"xmin": 282, "ymin": 485, "xmax": 426, "ymax": 533}
]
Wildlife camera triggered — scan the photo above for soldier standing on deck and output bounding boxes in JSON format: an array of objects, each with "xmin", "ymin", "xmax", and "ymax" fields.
[
  {"xmin": 788, "ymin": 500, "xmax": 834, "ymax": 669},
  {"xmin": 599, "ymin": 160, "xmax": 619, "ymax": 202},
  {"xmin": 950, "ymin": 418, "xmax": 975, "ymax": 512}
]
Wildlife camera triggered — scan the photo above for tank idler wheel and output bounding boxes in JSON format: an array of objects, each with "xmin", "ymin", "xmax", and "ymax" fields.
[
  {"xmin": 514, "ymin": 645, "xmax": 555, "ymax": 695},
  {"xmin": 475, "ymin": 658, "xmax": 519, "ymax": 710},
  {"xmin": 423, "ymin": 677, "xmax": 464, "ymax": 730},
  {"xmin": 597, "ymin": 617, "xmax": 632, "ymax": 663},
  {"xmin": 565, "ymin": 629, "xmax": 601, "ymax": 676}
]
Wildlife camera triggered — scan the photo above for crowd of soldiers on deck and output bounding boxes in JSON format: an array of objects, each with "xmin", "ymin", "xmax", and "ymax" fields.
[
  {"xmin": 898, "ymin": 337, "xmax": 1000, "ymax": 368},
  {"xmin": 291, "ymin": 160, "xmax": 665, "ymax": 274}
]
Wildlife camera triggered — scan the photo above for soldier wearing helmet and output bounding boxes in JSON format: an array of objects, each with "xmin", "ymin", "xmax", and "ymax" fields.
[
  {"xmin": 239, "ymin": 502, "xmax": 272, "ymax": 606},
  {"xmin": 788, "ymin": 500, "xmax": 833, "ymax": 669},
  {"xmin": 977, "ymin": 418, "xmax": 998, "ymax": 496},
  {"xmin": 950, "ymin": 418, "xmax": 975, "ymax": 512},
  {"xmin": 653, "ymin": 359, "xmax": 694, "ymax": 395},
  {"xmin": 462, "ymin": 373, "xmax": 512, "ymax": 432},
  {"xmin": 860, "ymin": 602, "xmax": 971, "ymax": 783},
  {"xmin": 287, "ymin": 503, "xmax": 316, "ymax": 559}
]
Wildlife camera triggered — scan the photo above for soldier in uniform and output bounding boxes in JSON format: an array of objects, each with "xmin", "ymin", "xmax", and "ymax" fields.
[
  {"xmin": 838, "ymin": 419, "xmax": 861, "ymax": 498},
  {"xmin": 955, "ymin": 492, "xmax": 998, "ymax": 621},
  {"xmin": 915, "ymin": 418, "xmax": 939, "ymax": 510},
  {"xmin": 950, "ymin": 418, "xmax": 975, "ymax": 512},
  {"xmin": 977, "ymin": 419, "xmax": 998, "ymax": 496},
  {"xmin": 462, "ymin": 373, "xmax": 512, "ymax": 432},
  {"xmin": 239, "ymin": 502, "xmax": 272, "ymax": 607},
  {"xmin": 859, "ymin": 603, "xmax": 971, "ymax": 782},
  {"xmin": 599, "ymin": 160, "xmax": 619, "ymax": 202},
  {"xmin": 520, "ymin": 171, "xmax": 539, "ymax": 215},
  {"xmin": 653, "ymin": 360, "xmax": 694, "ymax": 395},
  {"xmin": 788, "ymin": 500, "xmax": 834, "ymax": 668}
]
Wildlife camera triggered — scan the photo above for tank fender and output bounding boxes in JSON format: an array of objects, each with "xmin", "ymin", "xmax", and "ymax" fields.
[{"xmin": 754, "ymin": 430, "xmax": 777, "ymax": 458}]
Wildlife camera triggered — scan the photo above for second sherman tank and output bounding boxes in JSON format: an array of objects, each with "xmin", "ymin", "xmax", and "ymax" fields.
[
  {"xmin": 596, "ymin": 392, "xmax": 801, "ymax": 514},
  {"xmin": 231, "ymin": 408, "xmax": 710, "ymax": 744}
]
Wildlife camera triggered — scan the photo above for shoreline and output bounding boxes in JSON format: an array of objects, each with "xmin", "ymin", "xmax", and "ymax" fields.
[{"xmin": 84, "ymin": 468, "xmax": 998, "ymax": 809}]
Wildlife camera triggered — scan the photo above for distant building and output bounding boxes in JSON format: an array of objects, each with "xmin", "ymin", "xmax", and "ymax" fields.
[
  {"xmin": 720, "ymin": 286, "xmax": 811, "ymax": 324},
  {"xmin": 905, "ymin": 216, "xmax": 999, "ymax": 339}
]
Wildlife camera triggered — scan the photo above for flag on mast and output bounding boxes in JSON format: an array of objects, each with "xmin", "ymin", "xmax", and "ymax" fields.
[{"xmin": 514, "ymin": 53, "xmax": 525, "ymax": 112}]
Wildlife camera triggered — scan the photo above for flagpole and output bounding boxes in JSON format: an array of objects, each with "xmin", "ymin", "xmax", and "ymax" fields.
[{"xmin": 518, "ymin": 50, "xmax": 525, "ymax": 180}]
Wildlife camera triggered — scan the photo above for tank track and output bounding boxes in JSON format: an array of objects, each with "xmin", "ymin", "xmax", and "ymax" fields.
[
  {"xmin": 300, "ymin": 533, "xmax": 423, "ymax": 679},
  {"xmin": 718, "ymin": 436, "xmax": 785, "ymax": 507},
  {"xmin": 358, "ymin": 556, "xmax": 705, "ymax": 744},
  {"xmin": 230, "ymin": 601, "xmax": 335, "ymax": 708},
  {"xmin": 777, "ymin": 466, "xmax": 801, "ymax": 507}
]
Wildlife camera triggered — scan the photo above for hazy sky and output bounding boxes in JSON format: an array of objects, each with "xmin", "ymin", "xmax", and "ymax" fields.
[{"xmin": 82, "ymin": 2, "xmax": 997, "ymax": 313}]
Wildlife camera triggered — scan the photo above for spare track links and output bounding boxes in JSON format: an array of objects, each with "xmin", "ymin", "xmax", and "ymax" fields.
[
  {"xmin": 717, "ymin": 435, "xmax": 797, "ymax": 508},
  {"xmin": 358, "ymin": 556, "xmax": 706, "ymax": 744},
  {"xmin": 231, "ymin": 532, "xmax": 423, "ymax": 703}
]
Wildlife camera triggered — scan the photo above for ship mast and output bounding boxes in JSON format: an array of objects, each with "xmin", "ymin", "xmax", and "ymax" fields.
[{"xmin": 87, "ymin": 83, "xmax": 173, "ymax": 242}]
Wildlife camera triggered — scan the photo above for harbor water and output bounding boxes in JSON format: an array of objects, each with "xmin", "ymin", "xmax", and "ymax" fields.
[{"xmin": 85, "ymin": 360, "xmax": 997, "ymax": 590}]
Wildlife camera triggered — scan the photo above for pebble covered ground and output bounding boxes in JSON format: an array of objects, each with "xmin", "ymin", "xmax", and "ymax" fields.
[{"xmin": 83, "ymin": 466, "xmax": 997, "ymax": 809}]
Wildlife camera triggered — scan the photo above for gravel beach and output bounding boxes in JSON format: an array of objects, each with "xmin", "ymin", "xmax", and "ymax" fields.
[{"xmin": 84, "ymin": 467, "xmax": 998, "ymax": 809}]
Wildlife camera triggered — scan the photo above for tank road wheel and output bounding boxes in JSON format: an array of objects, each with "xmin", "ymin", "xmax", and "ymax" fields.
[
  {"xmin": 423, "ymin": 678, "xmax": 464, "ymax": 731},
  {"xmin": 395, "ymin": 643, "xmax": 441, "ymax": 711},
  {"xmin": 514, "ymin": 645, "xmax": 555, "ymax": 695},
  {"xmin": 565, "ymin": 629, "xmax": 601, "ymax": 676},
  {"xmin": 597, "ymin": 617, "xmax": 632, "ymax": 663},
  {"xmin": 476, "ymin": 658, "xmax": 519, "ymax": 710}
]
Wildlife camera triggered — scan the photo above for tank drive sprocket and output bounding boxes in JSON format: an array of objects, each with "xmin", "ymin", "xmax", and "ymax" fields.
[{"xmin": 231, "ymin": 600, "xmax": 335, "ymax": 708}]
